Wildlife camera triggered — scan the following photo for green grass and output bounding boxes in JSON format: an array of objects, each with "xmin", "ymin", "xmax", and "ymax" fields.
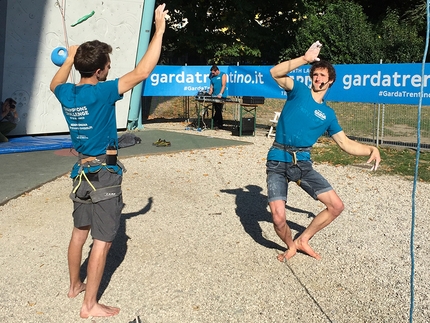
[{"xmin": 312, "ymin": 137, "xmax": 430, "ymax": 182}]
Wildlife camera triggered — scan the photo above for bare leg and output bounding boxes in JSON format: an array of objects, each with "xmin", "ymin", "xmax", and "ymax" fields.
[
  {"xmin": 269, "ymin": 200, "xmax": 297, "ymax": 262},
  {"xmin": 80, "ymin": 239, "xmax": 120, "ymax": 318},
  {"xmin": 294, "ymin": 190, "xmax": 344, "ymax": 260},
  {"xmin": 68, "ymin": 226, "xmax": 90, "ymax": 298}
]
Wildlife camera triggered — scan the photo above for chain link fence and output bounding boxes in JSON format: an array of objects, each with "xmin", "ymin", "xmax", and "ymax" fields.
[
  {"xmin": 143, "ymin": 97, "xmax": 430, "ymax": 150},
  {"xmin": 329, "ymin": 102, "xmax": 430, "ymax": 149}
]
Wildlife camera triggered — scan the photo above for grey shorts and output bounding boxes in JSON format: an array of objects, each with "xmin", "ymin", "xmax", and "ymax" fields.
[
  {"xmin": 266, "ymin": 160, "xmax": 332, "ymax": 202},
  {"xmin": 71, "ymin": 168, "xmax": 124, "ymax": 242}
]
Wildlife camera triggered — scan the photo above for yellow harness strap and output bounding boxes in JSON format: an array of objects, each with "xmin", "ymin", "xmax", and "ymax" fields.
[{"xmin": 72, "ymin": 170, "xmax": 97, "ymax": 194}]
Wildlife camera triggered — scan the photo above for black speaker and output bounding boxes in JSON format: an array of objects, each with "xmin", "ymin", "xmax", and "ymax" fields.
[
  {"xmin": 241, "ymin": 117, "xmax": 255, "ymax": 135},
  {"xmin": 242, "ymin": 96, "xmax": 265, "ymax": 104}
]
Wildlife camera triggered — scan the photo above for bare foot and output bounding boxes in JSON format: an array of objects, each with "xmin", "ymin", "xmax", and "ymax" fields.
[
  {"xmin": 67, "ymin": 282, "xmax": 86, "ymax": 298},
  {"xmin": 80, "ymin": 303, "xmax": 120, "ymax": 318},
  {"xmin": 277, "ymin": 248, "xmax": 297, "ymax": 262},
  {"xmin": 295, "ymin": 239, "xmax": 321, "ymax": 260}
]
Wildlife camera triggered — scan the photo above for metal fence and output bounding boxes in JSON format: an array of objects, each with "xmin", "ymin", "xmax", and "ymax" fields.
[
  {"xmin": 143, "ymin": 96, "xmax": 430, "ymax": 150},
  {"xmin": 328, "ymin": 102, "xmax": 430, "ymax": 150}
]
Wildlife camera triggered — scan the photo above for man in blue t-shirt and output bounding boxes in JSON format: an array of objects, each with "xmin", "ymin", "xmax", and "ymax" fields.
[
  {"xmin": 50, "ymin": 4, "xmax": 168, "ymax": 319},
  {"xmin": 208, "ymin": 64, "xmax": 227, "ymax": 129},
  {"xmin": 267, "ymin": 41, "xmax": 381, "ymax": 262}
]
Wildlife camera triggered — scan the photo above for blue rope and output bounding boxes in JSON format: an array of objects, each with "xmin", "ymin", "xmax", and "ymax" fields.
[{"xmin": 409, "ymin": 2, "xmax": 430, "ymax": 322}]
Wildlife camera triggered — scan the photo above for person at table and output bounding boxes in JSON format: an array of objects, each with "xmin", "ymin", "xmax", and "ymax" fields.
[{"xmin": 208, "ymin": 64, "xmax": 227, "ymax": 129}]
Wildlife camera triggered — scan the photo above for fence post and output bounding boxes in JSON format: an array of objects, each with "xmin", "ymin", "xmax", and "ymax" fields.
[
  {"xmin": 373, "ymin": 103, "xmax": 377, "ymax": 144},
  {"xmin": 376, "ymin": 103, "xmax": 381, "ymax": 147},
  {"xmin": 375, "ymin": 59, "xmax": 383, "ymax": 147},
  {"xmin": 381, "ymin": 104, "xmax": 385, "ymax": 145}
]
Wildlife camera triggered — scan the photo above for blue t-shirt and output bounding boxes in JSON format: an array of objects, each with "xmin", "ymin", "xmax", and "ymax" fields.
[
  {"xmin": 54, "ymin": 79, "xmax": 123, "ymax": 176},
  {"xmin": 210, "ymin": 72, "xmax": 227, "ymax": 98},
  {"xmin": 267, "ymin": 81, "xmax": 342, "ymax": 163}
]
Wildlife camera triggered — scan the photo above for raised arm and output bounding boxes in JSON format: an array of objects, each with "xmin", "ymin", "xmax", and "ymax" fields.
[
  {"xmin": 270, "ymin": 41, "xmax": 322, "ymax": 91},
  {"xmin": 50, "ymin": 46, "xmax": 79, "ymax": 92},
  {"xmin": 332, "ymin": 131, "xmax": 381, "ymax": 171},
  {"xmin": 118, "ymin": 4, "xmax": 168, "ymax": 95}
]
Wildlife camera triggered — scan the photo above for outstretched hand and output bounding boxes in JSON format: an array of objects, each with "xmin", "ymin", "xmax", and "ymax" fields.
[{"xmin": 303, "ymin": 41, "xmax": 322, "ymax": 63}]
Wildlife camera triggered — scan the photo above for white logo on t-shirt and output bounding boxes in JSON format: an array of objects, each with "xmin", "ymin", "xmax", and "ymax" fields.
[{"xmin": 314, "ymin": 109, "xmax": 326, "ymax": 120}]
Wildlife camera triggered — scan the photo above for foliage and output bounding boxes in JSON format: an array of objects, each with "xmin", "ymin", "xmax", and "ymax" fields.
[
  {"xmin": 279, "ymin": 1, "xmax": 383, "ymax": 64},
  {"xmin": 377, "ymin": 9, "xmax": 424, "ymax": 63},
  {"xmin": 162, "ymin": 0, "xmax": 306, "ymax": 65},
  {"xmin": 159, "ymin": 0, "xmax": 427, "ymax": 65},
  {"xmin": 404, "ymin": 1, "xmax": 428, "ymax": 28}
]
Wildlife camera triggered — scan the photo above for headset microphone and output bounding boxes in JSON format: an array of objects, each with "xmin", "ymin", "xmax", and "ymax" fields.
[{"xmin": 319, "ymin": 82, "xmax": 326, "ymax": 89}]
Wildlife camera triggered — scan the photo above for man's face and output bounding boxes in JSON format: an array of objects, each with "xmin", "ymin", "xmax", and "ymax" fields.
[
  {"xmin": 210, "ymin": 69, "xmax": 220, "ymax": 77},
  {"xmin": 312, "ymin": 67, "xmax": 331, "ymax": 91}
]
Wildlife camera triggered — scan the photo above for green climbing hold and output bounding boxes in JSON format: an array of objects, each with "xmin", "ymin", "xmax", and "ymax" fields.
[{"xmin": 71, "ymin": 10, "xmax": 95, "ymax": 27}]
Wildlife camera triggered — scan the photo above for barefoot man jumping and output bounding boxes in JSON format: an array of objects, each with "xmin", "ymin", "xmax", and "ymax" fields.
[{"xmin": 266, "ymin": 41, "xmax": 381, "ymax": 261}]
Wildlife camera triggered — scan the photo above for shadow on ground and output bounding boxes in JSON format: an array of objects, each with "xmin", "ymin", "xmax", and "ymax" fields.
[{"xmin": 79, "ymin": 198, "xmax": 154, "ymax": 300}]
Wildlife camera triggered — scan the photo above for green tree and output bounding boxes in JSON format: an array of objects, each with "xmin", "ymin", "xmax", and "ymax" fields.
[
  {"xmin": 160, "ymin": 0, "xmax": 426, "ymax": 65},
  {"xmin": 279, "ymin": 1, "xmax": 383, "ymax": 64},
  {"xmin": 162, "ymin": 0, "xmax": 307, "ymax": 65},
  {"xmin": 378, "ymin": 9, "xmax": 423, "ymax": 63}
]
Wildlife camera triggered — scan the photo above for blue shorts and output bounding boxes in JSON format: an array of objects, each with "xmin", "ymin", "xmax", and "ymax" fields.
[{"xmin": 266, "ymin": 160, "xmax": 332, "ymax": 202}]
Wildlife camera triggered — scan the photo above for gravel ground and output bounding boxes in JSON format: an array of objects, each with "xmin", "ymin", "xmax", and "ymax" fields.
[{"xmin": 0, "ymin": 122, "xmax": 429, "ymax": 323}]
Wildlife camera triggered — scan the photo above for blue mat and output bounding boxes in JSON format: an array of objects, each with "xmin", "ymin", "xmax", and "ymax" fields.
[{"xmin": 0, "ymin": 135, "xmax": 73, "ymax": 154}]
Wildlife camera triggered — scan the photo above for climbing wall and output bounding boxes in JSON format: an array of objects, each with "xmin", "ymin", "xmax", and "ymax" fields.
[{"xmin": 1, "ymin": 0, "xmax": 145, "ymax": 135}]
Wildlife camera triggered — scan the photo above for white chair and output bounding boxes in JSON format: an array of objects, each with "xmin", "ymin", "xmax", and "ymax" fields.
[{"xmin": 267, "ymin": 112, "xmax": 280, "ymax": 138}]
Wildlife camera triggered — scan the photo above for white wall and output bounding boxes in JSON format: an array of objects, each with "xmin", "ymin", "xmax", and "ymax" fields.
[{"xmin": 2, "ymin": 0, "xmax": 145, "ymax": 135}]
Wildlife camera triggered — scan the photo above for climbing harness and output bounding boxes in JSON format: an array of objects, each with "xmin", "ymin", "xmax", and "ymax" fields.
[
  {"xmin": 70, "ymin": 153, "xmax": 126, "ymax": 204},
  {"xmin": 272, "ymin": 142, "xmax": 311, "ymax": 186},
  {"xmin": 272, "ymin": 141, "xmax": 311, "ymax": 165}
]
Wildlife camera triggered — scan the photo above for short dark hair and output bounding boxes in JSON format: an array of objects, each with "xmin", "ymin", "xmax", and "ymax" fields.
[
  {"xmin": 310, "ymin": 60, "xmax": 336, "ymax": 86},
  {"xmin": 210, "ymin": 64, "xmax": 219, "ymax": 72},
  {"xmin": 74, "ymin": 40, "xmax": 112, "ymax": 77}
]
